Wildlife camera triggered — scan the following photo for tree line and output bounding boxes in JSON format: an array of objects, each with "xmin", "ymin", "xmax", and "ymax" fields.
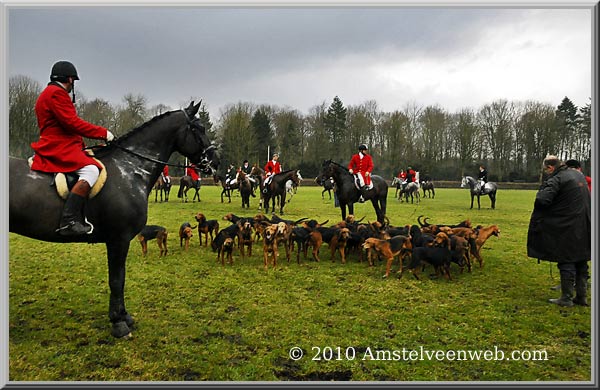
[{"xmin": 9, "ymin": 74, "xmax": 591, "ymax": 182}]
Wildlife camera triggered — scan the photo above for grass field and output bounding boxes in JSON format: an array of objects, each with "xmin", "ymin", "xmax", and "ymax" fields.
[{"xmin": 8, "ymin": 186, "xmax": 592, "ymax": 382}]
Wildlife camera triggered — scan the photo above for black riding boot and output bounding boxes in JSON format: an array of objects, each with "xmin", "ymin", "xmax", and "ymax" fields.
[
  {"xmin": 573, "ymin": 273, "xmax": 589, "ymax": 306},
  {"xmin": 548, "ymin": 272, "xmax": 575, "ymax": 307},
  {"xmin": 56, "ymin": 180, "xmax": 93, "ymax": 236}
]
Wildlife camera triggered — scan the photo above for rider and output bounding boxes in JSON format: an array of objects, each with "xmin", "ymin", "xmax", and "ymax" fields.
[
  {"xmin": 477, "ymin": 165, "xmax": 488, "ymax": 194},
  {"xmin": 186, "ymin": 163, "xmax": 201, "ymax": 188},
  {"xmin": 240, "ymin": 159, "xmax": 257, "ymax": 188},
  {"xmin": 404, "ymin": 166, "xmax": 416, "ymax": 190},
  {"xmin": 263, "ymin": 153, "xmax": 281, "ymax": 193},
  {"xmin": 397, "ymin": 169, "xmax": 407, "ymax": 186},
  {"xmin": 161, "ymin": 165, "xmax": 171, "ymax": 186},
  {"xmin": 348, "ymin": 144, "xmax": 374, "ymax": 203},
  {"xmin": 30, "ymin": 61, "xmax": 115, "ymax": 236},
  {"xmin": 224, "ymin": 163, "xmax": 236, "ymax": 189}
]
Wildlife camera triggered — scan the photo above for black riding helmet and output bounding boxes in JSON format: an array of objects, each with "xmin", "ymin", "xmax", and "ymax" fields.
[
  {"xmin": 50, "ymin": 61, "xmax": 80, "ymax": 82},
  {"xmin": 358, "ymin": 144, "xmax": 368, "ymax": 151}
]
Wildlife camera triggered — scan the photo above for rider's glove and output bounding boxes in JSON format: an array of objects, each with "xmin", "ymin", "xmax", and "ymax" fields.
[
  {"xmin": 106, "ymin": 131, "xmax": 115, "ymax": 142},
  {"xmin": 348, "ymin": 169, "xmax": 354, "ymax": 174}
]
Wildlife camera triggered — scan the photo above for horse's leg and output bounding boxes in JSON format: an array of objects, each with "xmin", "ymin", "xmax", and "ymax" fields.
[
  {"xmin": 470, "ymin": 194, "xmax": 474, "ymax": 209},
  {"xmin": 280, "ymin": 194, "xmax": 286, "ymax": 214},
  {"xmin": 490, "ymin": 193, "xmax": 496, "ymax": 209},
  {"xmin": 477, "ymin": 194, "xmax": 481, "ymax": 209},
  {"xmin": 340, "ymin": 203, "xmax": 347, "ymax": 221},
  {"xmin": 106, "ymin": 239, "xmax": 134, "ymax": 338}
]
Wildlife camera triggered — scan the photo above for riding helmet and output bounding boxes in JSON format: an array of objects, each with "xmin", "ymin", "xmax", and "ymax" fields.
[
  {"xmin": 358, "ymin": 144, "xmax": 368, "ymax": 151},
  {"xmin": 50, "ymin": 61, "xmax": 80, "ymax": 82}
]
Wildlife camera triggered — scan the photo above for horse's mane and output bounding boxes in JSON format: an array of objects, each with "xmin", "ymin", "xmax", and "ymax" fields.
[
  {"xmin": 325, "ymin": 160, "xmax": 350, "ymax": 173},
  {"xmin": 92, "ymin": 110, "xmax": 179, "ymax": 157},
  {"xmin": 114, "ymin": 110, "xmax": 178, "ymax": 144},
  {"xmin": 276, "ymin": 169, "xmax": 296, "ymax": 176}
]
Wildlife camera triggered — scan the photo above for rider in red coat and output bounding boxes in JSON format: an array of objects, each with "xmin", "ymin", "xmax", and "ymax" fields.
[
  {"xmin": 263, "ymin": 153, "xmax": 281, "ymax": 193},
  {"xmin": 31, "ymin": 61, "xmax": 114, "ymax": 236},
  {"xmin": 186, "ymin": 164, "xmax": 200, "ymax": 181},
  {"xmin": 348, "ymin": 144, "xmax": 374, "ymax": 202}
]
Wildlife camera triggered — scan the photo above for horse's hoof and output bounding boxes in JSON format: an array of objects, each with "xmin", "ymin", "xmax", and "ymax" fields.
[
  {"xmin": 111, "ymin": 321, "xmax": 132, "ymax": 338},
  {"xmin": 124, "ymin": 313, "xmax": 135, "ymax": 327}
]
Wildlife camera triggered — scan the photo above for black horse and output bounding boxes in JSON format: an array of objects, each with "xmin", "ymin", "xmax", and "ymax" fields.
[
  {"xmin": 237, "ymin": 170, "xmax": 255, "ymax": 209},
  {"xmin": 262, "ymin": 170, "xmax": 301, "ymax": 214},
  {"xmin": 9, "ymin": 101, "xmax": 220, "ymax": 338},
  {"xmin": 153, "ymin": 175, "xmax": 171, "ymax": 202},
  {"xmin": 214, "ymin": 174, "xmax": 239, "ymax": 203},
  {"xmin": 317, "ymin": 176, "xmax": 335, "ymax": 200},
  {"xmin": 318, "ymin": 160, "xmax": 388, "ymax": 224},
  {"xmin": 421, "ymin": 180, "xmax": 435, "ymax": 198},
  {"xmin": 461, "ymin": 176, "xmax": 497, "ymax": 209},
  {"xmin": 177, "ymin": 175, "xmax": 201, "ymax": 202}
]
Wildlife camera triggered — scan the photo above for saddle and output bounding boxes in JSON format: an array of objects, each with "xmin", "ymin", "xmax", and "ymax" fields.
[{"xmin": 28, "ymin": 155, "xmax": 107, "ymax": 200}]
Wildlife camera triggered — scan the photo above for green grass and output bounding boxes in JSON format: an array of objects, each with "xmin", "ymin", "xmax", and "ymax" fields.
[{"xmin": 8, "ymin": 186, "xmax": 592, "ymax": 382}]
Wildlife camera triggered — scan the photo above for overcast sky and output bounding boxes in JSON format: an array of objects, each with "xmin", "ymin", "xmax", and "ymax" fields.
[{"xmin": 7, "ymin": 4, "xmax": 594, "ymax": 121}]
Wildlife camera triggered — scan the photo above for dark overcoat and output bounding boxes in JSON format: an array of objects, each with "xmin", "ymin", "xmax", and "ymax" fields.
[{"xmin": 527, "ymin": 165, "xmax": 591, "ymax": 263}]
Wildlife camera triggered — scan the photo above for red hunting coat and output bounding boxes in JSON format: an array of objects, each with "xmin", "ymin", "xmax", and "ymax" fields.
[
  {"xmin": 31, "ymin": 83, "xmax": 108, "ymax": 173},
  {"xmin": 186, "ymin": 165, "xmax": 200, "ymax": 181},
  {"xmin": 348, "ymin": 153, "xmax": 374, "ymax": 186},
  {"xmin": 264, "ymin": 160, "xmax": 281, "ymax": 177}
]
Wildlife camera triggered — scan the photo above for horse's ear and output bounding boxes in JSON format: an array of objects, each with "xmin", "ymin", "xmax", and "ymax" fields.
[{"xmin": 185, "ymin": 100, "xmax": 201, "ymax": 117}]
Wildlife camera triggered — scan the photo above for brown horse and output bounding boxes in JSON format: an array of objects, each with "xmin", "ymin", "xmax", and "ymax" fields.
[{"xmin": 154, "ymin": 175, "xmax": 171, "ymax": 202}]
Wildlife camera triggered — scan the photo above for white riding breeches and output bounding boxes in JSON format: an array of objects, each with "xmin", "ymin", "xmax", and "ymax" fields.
[{"xmin": 77, "ymin": 165, "xmax": 100, "ymax": 187}]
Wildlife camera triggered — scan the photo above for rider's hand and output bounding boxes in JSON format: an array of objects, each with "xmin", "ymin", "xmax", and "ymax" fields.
[
  {"xmin": 365, "ymin": 171, "xmax": 371, "ymax": 176},
  {"xmin": 349, "ymin": 169, "xmax": 354, "ymax": 174},
  {"xmin": 106, "ymin": 131, "xmax": 115, "ymax": 142}
]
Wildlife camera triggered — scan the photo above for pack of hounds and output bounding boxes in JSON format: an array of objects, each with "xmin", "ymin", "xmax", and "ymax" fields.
[{"xmin": 136, "ymin": 213, "xmax": 500, "ymax": 280}]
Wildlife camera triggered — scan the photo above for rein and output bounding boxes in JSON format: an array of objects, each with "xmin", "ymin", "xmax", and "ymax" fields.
[
  {"xmin": 86, "ymin": 143, "xmax": 197, "ymax": 169},
  {"xmin": 84, "ymin": 109, "xmax": 216, "ymax": 173}
]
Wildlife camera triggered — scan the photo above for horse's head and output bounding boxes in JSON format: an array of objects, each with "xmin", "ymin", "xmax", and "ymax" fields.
[
  {"xmin": 291, "ymin": 170, "xmax": 301, "ymax": 186},
  {"xmin": 460, "ymin": 176, "xmax": 468, "ymax": 188},
  {"xmin": 321, "ymin": 160, "xmax": 335, "ymax": 177},
  {"xmin": 174, "ymin": 101, "xmax": 220, "ymax": 176}
]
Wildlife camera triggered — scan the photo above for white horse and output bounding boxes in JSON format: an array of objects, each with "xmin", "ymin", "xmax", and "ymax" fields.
[{"xmin": 285, "ymin": 170, "xmax": 303, "ymax": 202}]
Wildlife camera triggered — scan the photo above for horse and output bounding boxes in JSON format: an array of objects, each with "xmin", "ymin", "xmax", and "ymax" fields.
[
  {"xmin": 177, "ymin": 175, "xmax": 201, "ymax": 202},
  {"xmin": 318, "ymin": 160, "xmax": 388, "ymax": 224},
  {"xmin": 153, "ymin": 175, "xmax": 171, "ymax": 202},
  {"xmin": 262, "ymin": 170, "xmax": 301, "ymax": 214},
  {"xmin": 398, "ymin": 181, "xmax": 420, "ymax": 204},
  {"xmin": 9, "ymin": 101, "xmax": 220, "ymax": 338},
  {"xmin": 317, "ymin": 176, "xmax": 335, "ymax": 200},
  {"xmin": 237, "ymin": 170, "xmax": 254, "ymax": 209},
  {"xmin": 285, "ymin": 170, "xmax": 303, "ymax": 203},
  {"xmin": 214, "ymin": 174, "xmax": 239, "ymax": 203},
  {"xmin": 421, "ymin": 180, "xmax": 435, "ymax": 198},
  {"xmin": 461, "ymin": 176, "xmax": 497, "ymax": 209},
  {"xmin": 391, "ymin": 176, "xmax": 403, "ymax": 198}
]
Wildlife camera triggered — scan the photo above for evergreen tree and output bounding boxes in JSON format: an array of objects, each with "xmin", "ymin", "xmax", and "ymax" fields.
[
  {"xmin": 251, "ymin": 107, "xmax": 274, "ymax": 164},
  {"xmin": 325, "ymin": 96, "xmax": 347, "ymax": 161},
  {"xmin": 555, "ymin": 96, "xmax": 580, "ymax": 160}
]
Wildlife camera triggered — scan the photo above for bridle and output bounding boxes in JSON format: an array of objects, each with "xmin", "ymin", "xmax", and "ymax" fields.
[{"xmin": 89, "ymin": 109, "xmax": 217, "ymax": 174}]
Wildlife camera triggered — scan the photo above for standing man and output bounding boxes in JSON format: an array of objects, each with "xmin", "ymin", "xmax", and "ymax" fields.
[
  {"xmin": 263, "ymin": 153, "xmax": 281, "ymax": 193},
  {"xmin": 527, "ymin": 156, "xmax": 591, "ymax": 307},
  {"xmin": 31, "ymin": 61, "xmax": 114, "ymax": 236},
  {"xmin": 348, "ymin": 144, "xmax": 374, "ymax": 203}
]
